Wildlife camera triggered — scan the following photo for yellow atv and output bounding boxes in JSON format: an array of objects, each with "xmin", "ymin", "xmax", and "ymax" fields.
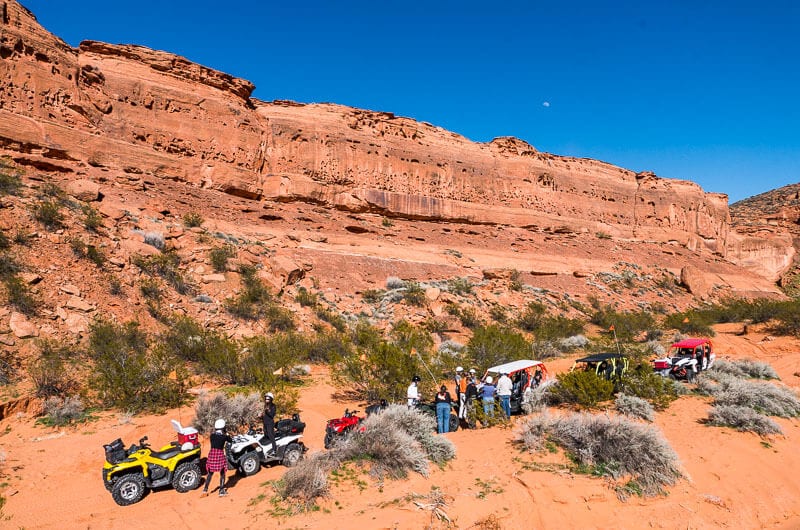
[{"xmin": 102, "ymin": 420, "xmax": 202, "ymax": 506}]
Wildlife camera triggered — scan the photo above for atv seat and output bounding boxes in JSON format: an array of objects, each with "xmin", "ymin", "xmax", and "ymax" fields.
[{"xmin": 148, "ymin": 447, "xmax": 182, "ymax": 460}]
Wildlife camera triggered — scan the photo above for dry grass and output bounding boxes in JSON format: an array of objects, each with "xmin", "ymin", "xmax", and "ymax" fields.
[
  {"xmin": 712, "ymin": 359, "xmax": 780, "ymax": 380},
  {"xmin": 707, "ymin": 405, "xmax": 782, "ymax": 436},
  {"xmin": 192, "ymin": 391, "xmax": 262, "ymax": 434},
  {"xmin": 615, "ymin": 393, "xmax": 655, "ymax": 422}
]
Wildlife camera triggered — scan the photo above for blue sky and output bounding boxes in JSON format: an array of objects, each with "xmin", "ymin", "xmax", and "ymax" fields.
[{"xmin": 23, "ymin": 0, "xmax": 800, "ymax": 203}]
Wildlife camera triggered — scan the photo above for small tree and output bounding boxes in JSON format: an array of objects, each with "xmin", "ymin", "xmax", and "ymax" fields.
[{"xmin": 466, "ymin": 325, "xmax": 530, "ymax": 368}]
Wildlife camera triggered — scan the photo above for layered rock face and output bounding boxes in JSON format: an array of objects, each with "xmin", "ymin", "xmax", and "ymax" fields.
[{"xmin": 0, "ymin": 0, "xmax": 792, "ymax": 280}]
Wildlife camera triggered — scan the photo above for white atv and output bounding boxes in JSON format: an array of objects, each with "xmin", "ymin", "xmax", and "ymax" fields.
[{"xmin": 225, "ymin": 415, "xmax": 306, "ymax": 476}]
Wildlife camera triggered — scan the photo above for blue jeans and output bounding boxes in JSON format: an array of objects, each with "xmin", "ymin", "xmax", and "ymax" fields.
[
  {"xmin": 499, "ymin": 395, "xmax": 511, "ymax": 417},
  {"xmin": 436, "ymin": 402, "xmax": 450, "ymax": 433},
  {"xmin": 482, "ymin": 397, "xmax": 494, "ymax": 417}
]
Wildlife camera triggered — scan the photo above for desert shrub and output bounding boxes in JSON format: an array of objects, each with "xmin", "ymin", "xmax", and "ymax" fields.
[
  {"xmin": 448, "ymin": 303, "xmax": 481, "ymax": 329},
  {"xmin": 40, "ymin": 396, "xmax": 87, "ymax": 426},
  {"xmin": 516, "ymin": 412, "xmax": 683, "ymax": 497},
  {"xmin": 192, "ymin": 392, "xmax": 262, "ymax": 434},
  {"xmin": 712, "ymin": 359, "xmax": 779, "ymax": 380},
  {"xmin": 82, "ymin": 204, "xmax": 103, "ymax": 232},
  {"xmin": 0, "ymin": 231, "xmax": 9, "ymax": 250},
  {"xmin": 521, "ymin": 379, "xmax": 557, "ymax": 414},
  {"xmin": 143, "ymin": 231, "xmax": 165, "ymax": 250},
  {"xmin": 295, "ymin": 287, "xmax": 319, "ymax": 307},
  {"xmin": 264, "ymin": 304, "xmax": 296, "ymax": 332},
  {"xmin": 548, "ymin": 370, "xmax": 615, "ymax": 408},
  {"xmin": 466, "ymin": 325, "xmax": 530, "ymax": 368},
  {"xmin": 536, "ymin": 316, "xmax": 585, "ymax": 341},
  {"xmin": 0, "ymin": 349, "xmax": 17, "ymax": 385},
  {"xmin": 32, "ymin": 199, "xmax": 63, "ymax": 230},
  {"xmin": 707, "ymin": 405, "xmax": 782, "ymax": 436},
  {"xmin": 591, "ymin": 306, "xmax": 656, "ymax": 341},
  {"xmin": 516, "ymin": 301, "xmax": 546, "ymax": 332},
  {"xmin": 530, "ymin": 340, "xmax": 560, "ymax": 359},
  {"xmin": 386, "ymin": 276, "xmax": 405, "ymax": 289},
  {"xmin": 132, "ymin": 250, "xmax": 192, "ymax": 295},
  {"xmin": 712, "ymin": 378, "xmax": 800, "ymax": 418},
  {"xmin": 3, "ymin": 275, "xmax": 39, "ymax": 315},
  {"xmin": 558, "ymin": 334, "xmax": 589, "ymax": 352},
  {"xmin": 182, "ymin": 211, "xmax": 204, "ymax": 228},
  {"xmin": 331, "ymin": 321, "xmax": 431, "ymax": 402},
  {"xmin": 615, "ymin": 394, "xmax": 655, "ymax": 422},
  {"xmin": 402, "ymin": 281, "xmax": 426, "ymax": 306},
  {"xmin": 361, "ymin": 289, "xmax": 385, "ymax": 303},
  {"xmin": 509, "ymin": 269, "xmax": 523, "ymax": 291},
  {"xmin": 0, "ymin": 157, "xmax": 23, "ymax": 196},
  {"xmin": 616, "ymin": 367, "xmax": 679, "ymax": 410},
  {"xmin": 209, "ymin": 244, "xmax": 236, "ymax": 272},
  {"xmin": 88, "ymin": 319, "xmax": 187, "ymax": 412},
  {"xmin": 139, "ymin": 277, "xmax": 162, "ymax": 300},
  {"xmin": 663, "ymin": 310, "xmax": 715, "ymax": 336},
  {"xmin": 447, "ymin": 277, "xmax": 473, "ymax": 295},
  {"xmin": 280, "ymin": 405, "xmax": 454, "ymax": 505},
  {"xmin": 772, "ymin": 301, "xmax": 800, "ymax": 336},
  {"xmin": 238, "ymin": 333, "xmax": 306, "ymax": 389},
  {"xmin": 305, "ymin": 330, "xmax": 353, "ymax": 363},
  {"xmin": 13, "ymin": 230, "xmax": 31, "ymax": 245},
  {"xmin": 0, "ymin": 253, "xmax": 20, "ymax": 278},
  {"xmin": 315, "ymin": 306, "xmax": 347, "ymax": 332},
  {"xmin": 489, "ymin": 305, "xmax": 508, "ymax": 323},
  {"xmin": 225, "ymin": 264, "xmax": 272, "ymax": 320},
  {"xmin": 29, "ymin": 339, "xmax": 78, "ymax": 398}
]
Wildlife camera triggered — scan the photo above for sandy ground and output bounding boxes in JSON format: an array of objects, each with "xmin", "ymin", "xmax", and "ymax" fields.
[{"xmin": 2, "ymin": 328, "xmax": 800, "ymax": 529}]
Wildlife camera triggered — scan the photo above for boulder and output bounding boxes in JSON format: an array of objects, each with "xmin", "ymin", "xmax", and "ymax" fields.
[
  {"xmin": 64, "ymin": 296, "xmax": 95, "ymax": 312},
  {"xmin": 65, "ymin": 313, "xmax": 89, "ymax": 335},
  {"xmin": 202, "ymin": 273, "xmax": 227, "ymax": 283},
  {"xmin": 65, "ymin": 179, "xmax": 100, "ymax": 202},
  {"xmin": 680, "ymin": 265, "xmax": 713, "ymax": 298},
  {"xmin": 9, "ymin": 312, "xmax": 38, "ymax": 338},
  {"xmin": 60, "ymin": 284, "xmax": 81, "ymax": 296},
  {"xmin": 482, "ymin": 268, "xmax": 513, "ymax": 280}
]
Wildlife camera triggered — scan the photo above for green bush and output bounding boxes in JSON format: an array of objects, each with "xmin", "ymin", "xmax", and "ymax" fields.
[
  {"xmin": 209, "ymin": 245, "xmax": 236, "ymax": 272},
  {"xmin": 40, "ymin": 396, "xmax": 88, "ymax": 427},
  {"xmin": 447, "ymin": 277, "xmax": 473, "ymax": 295},
  {"xmin": 315, "ymin": 306, "xmax": 347, "ymax": 332},
  {"xmin": 32, "ymin": 199, "xmax": 64, "ymax": 230},
  {"xmin": 509, "ymin": 270, "xmax": 523, "ymax": 291},
  {"xmin": 132, "ymin": 250, "xmax": 193, "ymax": 295},
  {"xmin": 225, "ymin": 264, "xmax": 272, "ymax": 320},
  {"xmin": 466, "ymin": 325, "xmax": 530, "ymax": 369},
  {"xmin": 183, "ymin": 211, "xmax": 204, "ymax": 228},
  {"xmin": 591, "ymin": 306, "xmax": 657, "ymax": 341},
  {"xmin": 3, "ymin": 275, "xmax": 39, "ymax": 315},
  {"xmin": 266, "ymin": 303, "xmax": 297, "ymax": 332},
  {"xmin": 295, "ymin": 287, "xmax": 320, "ymax": 308},
  {"xmin": 82, "ymin": 204, "xmax": 103, "ymax": 232},
  {"xmin": 402, "ymin": 281, "xmax": 426, "ymax": 306},
  {"xmin": 306, "ymin": 330, "xmax": 353, "ymax": 363},
  {"xmin": 88, "ymin": 319, "xmax": 187, "ymax": 412},
  {"xmin": 549, "ymin": 370, "xmax": 615, "ymax": 407},
  {"xmin": 361, "ymin": 289, "xmax": 385, "ymax": 303},
  {"xmin": 663, "ymin": 310, "xmax": 715, "ymax": 336},
  {"xmin": 616, "ymin": 367, "xmax": 679, "ymax": 410},
  {"xmin": 446, "ymin": 303, "xmax": 482, "ymax": 329},
  {"xmin": 238, "ymin": 333, "xmax": 306, "ymax": 389},
  {"xmin": 139, "ymin": 277, "xmax": 162, "ymax": 300},
  {"xmin": 29, "ymin": 339, "xmax": 79, "ymax": 398},
  {"xmin": 0, "ymin": 157, "xmax": 23, "ymax": 196},
  {"xmin": 535, "ymin": 315, "xmax": 585, "ymax": 341},
  {"xmin": 516, "ymin": 301, "xmax": 546, "ymax": 332}
]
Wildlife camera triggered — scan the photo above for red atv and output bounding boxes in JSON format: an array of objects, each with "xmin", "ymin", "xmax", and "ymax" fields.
[{"xmin": 324, "ymin": 409, "xmax": 364, "ymax": 449}]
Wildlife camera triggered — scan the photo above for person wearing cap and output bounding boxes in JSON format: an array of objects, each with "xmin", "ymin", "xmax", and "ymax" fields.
[
  {"xmin": 465, "ymin": 372, "xmax": 479, "ymax": 428},
  {"xmin": 201, "ymin": 418, "xmax": 232, "ymax": 497},
  {"xmin": 481, "ymin": 375, "xmax": 496, "ymax": 418},
  {"xmin": 454, "ymin": 366, "xmax": 467, "ymax": 421},
  {"xmin": 261, "ymin": 392, "xmax": 277, "ymax": 456},
  {"xmin": 496, "ymin": 372, "xmax": 513, "ymax": 418},
  {"xmin": 434, "ymin": 384, "xmax": 453, "ymax": 433},
  {"xmin": 407, "ymin": 375, "xmax": 421, "ymax": 408}
]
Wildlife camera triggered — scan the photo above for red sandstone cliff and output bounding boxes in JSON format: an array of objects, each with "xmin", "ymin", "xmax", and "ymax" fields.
[{"xmin": 0, "ymin": 0, "xmax": 792, "ymax": 281}]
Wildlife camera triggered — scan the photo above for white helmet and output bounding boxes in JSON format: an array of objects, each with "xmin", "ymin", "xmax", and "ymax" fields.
[
  {"xmin": 265, "ymin": 392, "xmax": 274, "ymax": 400},
  {"xmin": 456, "ymin": 366, "xmax": 464, "ymax": 372},
  {"xmin": 214, "ymin": 418, "xmax": 226, "ymax": 430},
  {"xmin": 469, "ymin": 369, "xmax": 476, "ymax": 374},
  {"xmin": 485, "ymin": 375, "xmax": 493, "ymax": 384}
]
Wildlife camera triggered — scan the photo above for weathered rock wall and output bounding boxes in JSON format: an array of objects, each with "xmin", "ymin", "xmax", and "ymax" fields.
[{"xmin": 0, "ymin": 0, "xmax": 793, "ymax": 280}]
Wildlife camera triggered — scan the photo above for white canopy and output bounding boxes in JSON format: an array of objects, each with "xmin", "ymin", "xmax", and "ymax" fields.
[{"xmin": 485, "ymin": 359, "xmax": 544, "ymax": 375}]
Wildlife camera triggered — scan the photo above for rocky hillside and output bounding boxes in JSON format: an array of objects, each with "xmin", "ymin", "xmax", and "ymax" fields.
[
  {"xmin": 0, "ymin": 0, "xmax": 793, "ymax": 280},
  {"xmin": 731, "ymin": 184, "xmax": 800, "ymax": 292},
  {"xmin": 0, "ymin": 0, "xmax": 792, "ymax": 364}
]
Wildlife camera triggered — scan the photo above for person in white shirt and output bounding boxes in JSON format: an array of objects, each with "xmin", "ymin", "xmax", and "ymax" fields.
[
  {"xmin": 496, "ymin": 372, "xmax": 513, "ymax": 417},
  {"xmin": 407, "ymin": 375, "xmax": 421, "ymax": 408}
]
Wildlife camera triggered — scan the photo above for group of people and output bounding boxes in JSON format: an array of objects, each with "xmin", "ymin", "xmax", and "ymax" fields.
[
  {"xmin": 408, "ymin": 367, "xmax": 538, "ymax": 434},
  {"xmin": 200, "ymin": 391, "xmax": 278, "ymax": 498}
]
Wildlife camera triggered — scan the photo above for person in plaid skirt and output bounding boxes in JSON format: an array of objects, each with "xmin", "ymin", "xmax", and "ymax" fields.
[{"xmin": 201, "ymin": 419, "xmax": 232, "ymax": 497}]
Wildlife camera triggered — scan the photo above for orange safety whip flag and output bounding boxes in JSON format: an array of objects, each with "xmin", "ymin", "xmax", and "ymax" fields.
[
  {"xmin": 682, "ymin": 317, "xmax": 690, "ymax": 323},
  {"xmin": 608, "ymin": 325, "xmax": 615, "ymax": 332}
]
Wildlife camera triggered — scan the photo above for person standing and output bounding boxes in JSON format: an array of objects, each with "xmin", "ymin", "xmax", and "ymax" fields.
[
  {"xmin": 496, "ymin": 372, "xmax": 513, "ymax": 418},
  {"xmin": 465, "ymin": 373, "xmax": 479, "ymax": 428},
  {"xmin": 454, "ymin": 366, "xmax": 467, "ymax": 421},
  {"xmin": 201, "ymin": 419, "xmax": 232, "ymax": 497},
  {"xmin": 481, "ymin": 376, "xmax": 496, "ymax": 418},
  {"xmin": 407, "ymin": 375, "xmax": 421, "ymax": 408},
  {"xmin": 261, "ymin": 392, "xmax": 277, "ymax": 455},
  {"xmin": 434, "ymin": 385, "xmax": 453, "ymax": 434}
]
